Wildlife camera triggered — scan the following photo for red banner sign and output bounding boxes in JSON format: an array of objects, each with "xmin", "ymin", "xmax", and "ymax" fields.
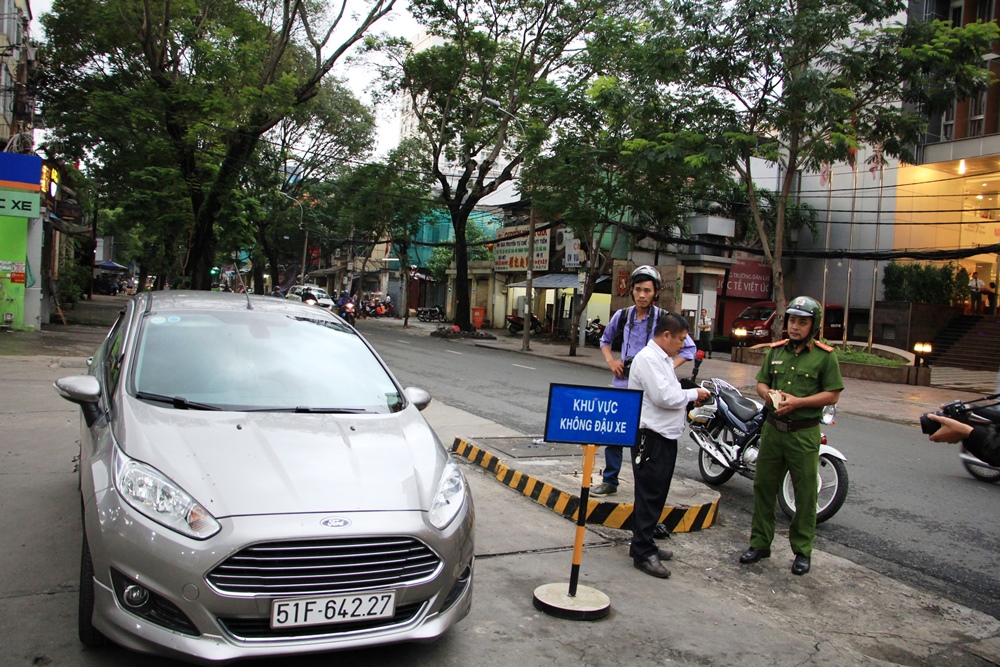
[{"xmin": 726, "ymin": 252, "xmax": 771, "ymax": 299}]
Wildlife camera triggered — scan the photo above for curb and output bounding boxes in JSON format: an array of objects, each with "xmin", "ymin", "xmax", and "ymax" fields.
[{"xmin": 451, "ymin": 437, "xmax": 719, "ymax": 533}]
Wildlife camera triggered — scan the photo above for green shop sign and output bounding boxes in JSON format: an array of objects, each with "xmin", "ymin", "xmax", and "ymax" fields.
[{"xmin": 0, "ymin": 189, "xmax": 40, "ymax": 217}]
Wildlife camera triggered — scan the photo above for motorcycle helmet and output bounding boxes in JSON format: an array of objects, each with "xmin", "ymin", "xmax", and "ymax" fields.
[
  {"xmin": 630, "ymin": 265, "xmax": 661, "ymax": 290},
  {"xmin": 786, "ymin": 296, "xmax": 823, "ymax": 337}
]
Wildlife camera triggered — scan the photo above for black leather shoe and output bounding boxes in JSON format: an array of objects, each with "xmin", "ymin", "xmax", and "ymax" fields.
[
  {"xmin": 791, "ymin": 553, "xmax": 811, "ymax": 575},
  {"xmin": 634, "ymin": 553, "xmax": 671, "ymax": 578},
  {"xmin": 653, "ymin": 523, "xmax": 671, "ymax": 539},
  {"xmin": 631, "ymin": 547, "xmax": 673, "ymax": 561},
  {"xmin": 739, "ymin": 547, "xmax": 771, "ymax": 564}
]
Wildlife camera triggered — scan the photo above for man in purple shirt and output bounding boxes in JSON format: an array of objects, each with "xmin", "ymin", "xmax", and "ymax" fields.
[{"xmin": 592, "ymin": 265, "xmax": 697, "ymax": 498}]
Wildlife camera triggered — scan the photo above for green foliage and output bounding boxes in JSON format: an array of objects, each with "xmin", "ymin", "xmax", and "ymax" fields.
[
  {"xmin": 426, "ymin": 222, "xmax": 494, "ymax": 281},
  {"xmin": 40, "ymin": 0, "xmax": 394, "ymax": 289},
  {"xmin": 882, "ymin": 261, "xmax": 967, "ymax": 306},
  {"xmin": 832, "ymin": 344, "xmax": 907, "ymax": 368}
]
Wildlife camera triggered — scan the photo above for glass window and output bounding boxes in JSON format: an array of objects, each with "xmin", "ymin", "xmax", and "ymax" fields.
[
  {"xmin": 942, "ymin": 101, "xmax": 956, "ymax": 141},
  {"xmin": 132, "ymin": 312, "xmax": 402, "ymax": 412},
  {"xmin": 969, "ymin": 88, "xmax": 987, "ymax": 137},
  {"xmin": 737, "ymin": 306, "xmax": 775, "ymax": 320}
]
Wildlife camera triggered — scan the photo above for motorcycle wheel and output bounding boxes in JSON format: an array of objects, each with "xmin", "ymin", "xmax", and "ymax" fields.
[
  {"xmin": 778, "ymin": 453, "xmax": 849, "ymax": 524},
  {"xmin": 961, "ymin": 455, "xmax": 1000, "ymax": 483},
  {"xmin": 508, "ymin": 323, "xmax": 522, "ymax": 335},
  {"xmin": 437, "ymin": 312, "xmax": 447, "ymax": 322},
  {"xmin": 697, "ymin": 425, "xmax": 736, "ymax": 485},
  {"xmin": 531, "ymin": 322, "xmax": 544, "ymax": 334}
]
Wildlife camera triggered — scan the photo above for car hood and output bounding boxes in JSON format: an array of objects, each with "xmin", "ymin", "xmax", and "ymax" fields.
[{"xmin": 114, "ymin": 397, "xmax": 447, "ymax": 518}]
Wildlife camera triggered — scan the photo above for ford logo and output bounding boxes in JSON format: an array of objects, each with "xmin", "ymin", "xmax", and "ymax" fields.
[{"xmin": 320, "ymin": 517, "xmax": 351, "ymax": 529}]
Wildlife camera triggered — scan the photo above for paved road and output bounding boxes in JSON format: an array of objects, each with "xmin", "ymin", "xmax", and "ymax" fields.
[{"xmin": 358, "ymin": 322, "xmax": 1000, "ymax": 621}]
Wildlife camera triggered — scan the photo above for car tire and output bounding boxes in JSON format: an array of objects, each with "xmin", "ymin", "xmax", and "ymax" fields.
[{"xmin": 79, "ymin": 533, "xmax": 110, "ymax": 647}]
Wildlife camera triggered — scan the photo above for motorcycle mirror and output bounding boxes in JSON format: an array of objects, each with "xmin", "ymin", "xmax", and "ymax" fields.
[{"xmin": 821, "ymin": 404, "xmax": 836, "ymax": 425}]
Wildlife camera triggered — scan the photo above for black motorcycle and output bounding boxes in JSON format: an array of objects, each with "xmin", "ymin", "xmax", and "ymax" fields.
[
  {"xmin": 585, "ymin": 317, "xmax": 604, "ymax": 347},
  {"xmin": 417, "ymin": 305, "xmax": 447, "ymax": 322},
  {"xmin": 926, "ymin": 397, "xmax": 1000, "ymax": 483},
  {"xmin": 505, "ymin": 313, "xmax": 543, "ymax": 335},
  {"xmin": 687, "ymin": 377, "xmax": 849, "ymax": 523}
]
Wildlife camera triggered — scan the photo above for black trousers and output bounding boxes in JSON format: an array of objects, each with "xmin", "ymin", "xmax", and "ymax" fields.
[{"xmin": 630, "ymin": 429, "xmax": 678, "ymax": 561}]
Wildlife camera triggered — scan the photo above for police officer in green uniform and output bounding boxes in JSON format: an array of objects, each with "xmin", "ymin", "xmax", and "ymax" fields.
[{"xmin": 739, "ymin": 296, "xmax": 843, "ymax": 575}]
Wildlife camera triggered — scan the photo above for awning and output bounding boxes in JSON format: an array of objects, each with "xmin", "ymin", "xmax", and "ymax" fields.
[
  {"xmin": 94, "ymin": 260, "xmax": 128, "ymax": 271},
  {"xmin": 507, "ymin": 274, "xmax": 608, "ymax": 289}
]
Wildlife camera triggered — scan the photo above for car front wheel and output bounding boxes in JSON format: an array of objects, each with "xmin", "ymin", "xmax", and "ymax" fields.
[{"xmin": 79, "ymin": 533, "xmax": 110, "ymax": 647}]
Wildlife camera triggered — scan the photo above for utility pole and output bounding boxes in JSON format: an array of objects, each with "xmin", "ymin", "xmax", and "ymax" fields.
[
  {"xmin": 279, "ymin": 192, "xmax": 306, "ymax": 286},
  {"xmin": 523, "ymin": 209, "xmax": 535, "ymax": 351}
]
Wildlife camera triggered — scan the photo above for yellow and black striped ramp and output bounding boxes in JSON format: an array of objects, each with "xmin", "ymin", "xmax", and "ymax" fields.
[{"xmin": 451, "ymin": 437, "xmax": 718, "ymax": 533}]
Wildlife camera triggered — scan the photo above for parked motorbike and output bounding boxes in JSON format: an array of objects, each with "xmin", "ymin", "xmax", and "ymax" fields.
[
  {"xmin": 506, "ymin": 313, "xmax": 543, "ymax": 335},
  {"xmin": 687, "ymin": 377, "xmax": 849, "ymax": 523},
  {"xmin": 926, "ymin": 397, "xmax": 1000, "ymax": 482},
  {"xmin": 585, "ymin": 317, "xmax": 604, "ymax": 347},
  {"xmin": 417, "ymin": 305, "xmax": 447, "ymax": 322}
]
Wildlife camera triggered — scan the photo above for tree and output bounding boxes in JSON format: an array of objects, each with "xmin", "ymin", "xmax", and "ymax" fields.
[
  {"xmin": 252, "ymin": 80, "xmax": 377, "ymax": 293},
  {"xmin": 666, "ymin": 0, "xmax": 998, "ymax": 339},
  {"xmin": 373, "ymin": 0, "xmax": 610, "ymax": 330},
  {"xmin": 521, "ymin": 12, "xmax": 734, "ymax": 355},
  {"xmin": 328, "ymin": 140, "xmax": 435, "ymax": 326},
  {"xmin": 40, "ymin": 0, "xmax": 396, "ymax": 289}
]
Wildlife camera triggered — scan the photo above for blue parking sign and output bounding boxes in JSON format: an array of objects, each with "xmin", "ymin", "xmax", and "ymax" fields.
[{"xmin": 544, "ymin": 383, "xmax": 643, "ymax": 447}]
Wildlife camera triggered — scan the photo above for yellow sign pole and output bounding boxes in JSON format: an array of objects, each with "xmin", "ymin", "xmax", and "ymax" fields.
[{"xmin": 532, "ymin": 443, "xmax": 610, "ymax": 620}]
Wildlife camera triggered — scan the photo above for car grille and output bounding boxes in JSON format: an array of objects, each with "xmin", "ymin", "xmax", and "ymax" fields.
[
  {"xmin": 206, "ymin": 537, "xmax": 442, "ymax": 596},
  {"xmin": 218, "ymin": 601, "xmax": 425, "ymax": 640}
]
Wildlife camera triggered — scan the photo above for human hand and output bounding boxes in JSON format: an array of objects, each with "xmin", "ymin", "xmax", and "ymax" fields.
[
  {"xmin": 927, "ymin": 414, "xmax": 974, "ymax": 443},
  {"xmin": 695, "ymin": 388, "xmax": 711, "ymax": 404},
  {"xmin": 608, "ymin": 358, "xmax": 625, "ymax": 378},
  {"xmin": 773, "ymin": 391, "xmax": 799, "ymax": 417}
]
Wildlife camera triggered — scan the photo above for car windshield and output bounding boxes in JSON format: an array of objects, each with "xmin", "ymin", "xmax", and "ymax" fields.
[
  {"xmin": 131, "ymin": 311, "xmax": 402, "ymax": 412},
  {"xmin": 309, "ymin": 288, "xmax": 331, "ymax": 300},
  {"xmin": 738, "ymin": 306, "xmax": 775, "ymax": 320}
]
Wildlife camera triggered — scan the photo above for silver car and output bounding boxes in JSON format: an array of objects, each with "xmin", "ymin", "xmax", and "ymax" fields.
[{"xmin": 55, "ymin": 291, "xmax": 474, "ymax": 664}]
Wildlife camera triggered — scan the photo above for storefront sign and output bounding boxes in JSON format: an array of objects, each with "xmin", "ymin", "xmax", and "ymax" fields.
[
  {"xmin": 494, "ymin": 225, "xmax": 549, "ymax": 272},
  {"xmin": 0, "ymin": 189, "xmax": 40, "ymax": 217},
  {"xmin": 726, "ymin": 251, "xmax": 771, "ymax": 299}
]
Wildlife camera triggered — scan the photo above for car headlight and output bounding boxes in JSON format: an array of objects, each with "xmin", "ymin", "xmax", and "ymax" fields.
[
  {"xmin": 429, "ymin": 458, "xmax": 466, "ymax": 530},
  {"xmin": 114, "ymin": 448, "xmax": 221, "ymax": 539}
]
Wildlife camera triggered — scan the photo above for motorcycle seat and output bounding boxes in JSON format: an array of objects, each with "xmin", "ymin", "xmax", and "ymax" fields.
[{"xmin": 719, "ymin": 386, "xmax": 761, "ymax": 422}]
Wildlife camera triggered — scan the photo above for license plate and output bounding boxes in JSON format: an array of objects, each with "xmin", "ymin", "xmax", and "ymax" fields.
[{"xmin": 270, "ymin": 591, "xmax": 396, "ymax": 628}]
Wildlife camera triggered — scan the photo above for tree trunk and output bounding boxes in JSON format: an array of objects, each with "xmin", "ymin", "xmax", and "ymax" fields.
[{"xmin": 450, "ymin": 205, "xmax": 472, "ymax": 331}]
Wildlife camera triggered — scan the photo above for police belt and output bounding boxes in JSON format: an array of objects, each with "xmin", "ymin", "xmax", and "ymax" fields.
[{"xmin": 765, "ymin": 412, "xmax": 821, "ymax": 433}]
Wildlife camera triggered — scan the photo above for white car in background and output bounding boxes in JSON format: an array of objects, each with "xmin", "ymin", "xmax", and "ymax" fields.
[{"xmin": 286, "ymin": 284, "xmax": 335, "ymax": 310}]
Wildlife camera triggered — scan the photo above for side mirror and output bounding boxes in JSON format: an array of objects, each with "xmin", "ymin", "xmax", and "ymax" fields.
[
  {"xmin": 822, "ymin": 404, "xmax": 836, "ymax": 425},
  {"xmin": 54, "ymin": 375, "xmax": 102, "ymax": 427},
  {"xmin": 404, "ymin": 387, "xmax": 432, "ymax": 411}
]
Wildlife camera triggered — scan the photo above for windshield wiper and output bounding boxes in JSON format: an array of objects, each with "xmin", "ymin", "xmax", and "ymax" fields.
[
  {"xmin": 135, "ymin": 391, "xmax": 222, "ymax": 411},
  {"xmin": 238, "ymin": 406, "xmax": 371, "ymax": 414}
]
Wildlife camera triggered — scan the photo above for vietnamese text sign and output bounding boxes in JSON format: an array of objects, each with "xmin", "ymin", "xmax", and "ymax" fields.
[
  {"xmin": 544, "ymin": 383, "xmax": 643, "ymax": 447},
  {"xmin": 493, "ymin": 224, "xmax": 550, "ymax": 272},
  {"xmin": 726, "ymin": 250, "xmax": 771, "ymax": 299},
  {"xmin": 0, "ymin": 189, "xmax": 40, "ymax": 218}
]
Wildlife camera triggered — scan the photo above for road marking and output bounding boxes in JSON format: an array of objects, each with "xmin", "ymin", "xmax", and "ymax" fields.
[
  {"xmin": 512, "ymin": 363, "xmax": 536, "ymax": 370},
  {"xmin": 446, "ymin": 350, "xmax": 463, "ymax": 355}
]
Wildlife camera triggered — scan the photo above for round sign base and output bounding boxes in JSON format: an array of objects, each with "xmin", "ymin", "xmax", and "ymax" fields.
[{"xmin": 532, "ymin": 583, "xmax": 610, "ymax": 621}]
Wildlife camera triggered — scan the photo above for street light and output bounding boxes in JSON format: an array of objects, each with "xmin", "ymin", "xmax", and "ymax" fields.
[
  {"xmin": 483, "ymin": 97, "xmax": 533, "ymax": 351},
  {"xmin": 913, "ymin": 342, "xmax": 932, "ymax": 367},
  {"xmin": 279, "ymin": 191, "xmax": 307, "ymax": 286}
]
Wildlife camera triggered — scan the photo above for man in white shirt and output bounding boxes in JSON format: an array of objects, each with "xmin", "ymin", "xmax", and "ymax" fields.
[
  {"xmin": 627, "ymin": 312, "xmax": 711, "ymax": 578},
  {"xmin": 970, "ymin": 272, "xmax": 985, "ymax": 314}
]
